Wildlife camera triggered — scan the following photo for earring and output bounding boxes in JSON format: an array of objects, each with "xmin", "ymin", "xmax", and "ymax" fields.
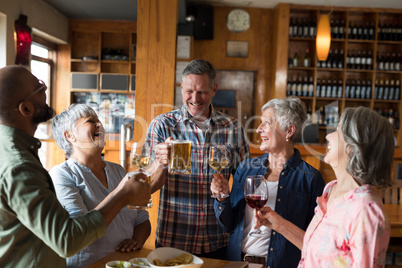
[{"xmin": 286, "ymin": 138, "xmax": 289, "ymax": 142}]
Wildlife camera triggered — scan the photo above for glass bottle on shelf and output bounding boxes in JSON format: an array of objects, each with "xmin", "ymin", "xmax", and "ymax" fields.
[
  {"xmin": 302, "ymin": 76, "xmax": 309, "ymax": 96},
  {"xmin": 326, "ymin": 80, "xmax": 332, "ymax": 97},
  {"xmin": 297, "ymin": 76, "xmax": 303, "ymax": 96},
  {"xmin": 289, "ymin": 18, "xmax": 294, "ymax": 37},
  {"xmin": 293, "ymin": 48, "xmax": 299, "ymax": 67},
  {"xmin": 350, "ymin": 80, "xmax": 356, "ymax": 99},
  {"xmin": 366, "ymin": 80, "xmax": 372, "ymax": 99},
  {"xmin": 308, "ymin": 76, "xmax": 314, "ymax": 97},
  {"xmin": 303, "ymin": 48, "xmax": 311, "ymax": 67},
  {"xmin": 389, "ymin": 79, "xmax": 395, "ymax": 100},
  {"xmin": 337, "ymin": 79, "xmax": 343, "ymax": 98},
  {"xmin": 291, "ymin": 76, "xmax": 297, "ymax": 96},
  {"xmin": 355, "ymin": 80, "xmax": 361, "ymax": 99},
  {"xmin": 378, "ymin": 79, "xmax": 384, "ymax": 99},
  {"xmin": 293, "ymin": 18, "xmax": 299, "ymax": 38},
  {"xmin": 384, "ymin": 79, "xmax": 390, "ymax": 100},
  {"xmin": 374, "ymin": 80, "xmax": 379, "ymax": 99},
  {"xmin": 366, "ymin": 51, "xmax": 372, "ymax": 70},
  {"xmin": 345, "ymin": 80, "xmax": 350, "ymax": 98},
  {"xmin": 316, "ymin": 79, "xmax": 321, "ymax": 98},
  {"xmin": 321, "ymin": 79, "xmax": 327, "ymax": 98},
  {"xmin": 361, "ymin": 80, "xmax": 367, "ymax": 99},
  {"xmin": 339, "ymin": 20, "xmax": 345, "ymax": 39},
  {"xmin": 361, "ymin": 51, "xmax": 367, "ymax": 69},
  {"xmin": 395, "ymin": 80, "xmax": 401, "ymax": 100},
  {"xmin": 338, "ymin": 49, "xmax": 344, "ymax": 69}
]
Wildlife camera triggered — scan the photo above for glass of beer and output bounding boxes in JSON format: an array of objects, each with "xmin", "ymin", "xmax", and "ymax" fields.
[
  {"xmin": 169, "ymin": 140, "xmax": 192, "ymax": 174},
  {"xmin": 128, "ymin": 142, "xmax": 153, "ymax": 210},
  {"xmin": 209, "ymin": 145, "xmax": 230, "ymax": 198}
]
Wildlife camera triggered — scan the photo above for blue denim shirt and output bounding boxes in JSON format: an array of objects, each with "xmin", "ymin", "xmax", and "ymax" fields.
[{"xmin": 214, "ymin": 149, "xmax": 325, "ymax": 268}]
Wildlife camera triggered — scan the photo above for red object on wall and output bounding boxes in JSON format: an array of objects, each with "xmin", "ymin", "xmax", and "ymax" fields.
[{"xmin": 14, "ymin": 14, "xmax": 32, "ymax": 66}]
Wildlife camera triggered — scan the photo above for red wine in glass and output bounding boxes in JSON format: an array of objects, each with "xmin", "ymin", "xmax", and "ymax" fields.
[
  {"xmin": 245, "ymin": 195, "xmax": 268, "ymax": 209},
  {"xmin": 244, "ymin": 175, "xmax": 269, "ymax": 236}
]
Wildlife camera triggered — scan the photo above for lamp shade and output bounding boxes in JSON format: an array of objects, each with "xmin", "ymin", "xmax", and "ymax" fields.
[{"xmin": 316, "ymin": 14, "xmax": 331, "ymax": 61}]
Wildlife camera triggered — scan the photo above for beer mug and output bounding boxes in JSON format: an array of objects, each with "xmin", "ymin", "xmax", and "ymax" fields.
[{"xmin": 169, "ymin": 140, "xmax": 192, "ymax": 174}]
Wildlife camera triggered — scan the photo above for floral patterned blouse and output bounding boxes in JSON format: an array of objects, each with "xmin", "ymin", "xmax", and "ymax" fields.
[{"xmin": 298, "ymin": 180, "xmax": 390, "ymax": 268}]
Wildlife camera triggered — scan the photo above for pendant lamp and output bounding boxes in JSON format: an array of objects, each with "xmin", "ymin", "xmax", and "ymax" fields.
[{"xmin": 316, "ymin": 14, "xmax": 331, "ymax": 61}]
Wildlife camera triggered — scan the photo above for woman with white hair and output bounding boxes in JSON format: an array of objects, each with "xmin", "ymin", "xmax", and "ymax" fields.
[
  {"xmin": 256, "ymin": 106, "xmax": 392, "ymax": 267},
  {"xmin": 211, "ymin": 96, "xmax": 325, "ymax": 267},
  {"xmin": 49, "ymin": 104, "xmax": 150, "ymax": 267}
]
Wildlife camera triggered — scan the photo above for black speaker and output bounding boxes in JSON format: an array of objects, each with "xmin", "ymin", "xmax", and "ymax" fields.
[{"xmin": 194, "ymin": 5, "xmax": 214, "ymax": 40}]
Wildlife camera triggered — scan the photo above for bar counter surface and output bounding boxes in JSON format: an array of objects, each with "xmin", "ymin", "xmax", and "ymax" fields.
[
  {"xmin": 88, "ymin": 205, "xmax": 401, "ymax": 268},
  {"xmin": 87, "ymin": 248, "xmax": 255, "ymax": 268}
]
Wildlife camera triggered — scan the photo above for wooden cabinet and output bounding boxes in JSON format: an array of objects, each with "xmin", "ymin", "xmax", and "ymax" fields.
[
  {"xmin": 274, "ymin": 4, "xmax": 402, "ymax": 144},
  {"xmin": 68, "ymin": 20, "xmax": 137, "ymax": 164}
]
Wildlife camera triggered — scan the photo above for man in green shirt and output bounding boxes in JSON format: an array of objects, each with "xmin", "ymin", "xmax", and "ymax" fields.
[{"xmin": 0, "ymin": 66, "xmax": 151, "ymax": 267}]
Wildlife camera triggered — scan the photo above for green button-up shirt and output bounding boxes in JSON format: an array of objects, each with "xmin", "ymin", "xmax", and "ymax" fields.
[{"xmin": 0, "ymin": 124, "xmax": 106, "ymax": 267}]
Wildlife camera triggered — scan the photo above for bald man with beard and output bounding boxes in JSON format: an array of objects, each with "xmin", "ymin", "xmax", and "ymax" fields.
[{"xmin": 0, "ymin": 66, "xmax": 151, "ymax": 267}]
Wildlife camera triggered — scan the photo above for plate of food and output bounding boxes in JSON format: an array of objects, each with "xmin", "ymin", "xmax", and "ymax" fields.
[
  {"xmin": 105, "ymin": 260, "xmax": 131, "ymax": 268},
  {"xmin": 129, "ymin": 257, "xmax": 150, "ymax": 267},
  {"xmin": 147, "ymin": 247, "xmax": 203, "ymax": 268}
]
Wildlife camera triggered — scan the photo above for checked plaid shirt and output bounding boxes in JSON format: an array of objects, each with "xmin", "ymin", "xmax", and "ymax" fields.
[{"xmin": 145, "ymin": 105, "xmax": 250, "ymax": 254}]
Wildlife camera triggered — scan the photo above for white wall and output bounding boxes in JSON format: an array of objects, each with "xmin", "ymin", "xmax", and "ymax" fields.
[{"xmin": 0, "ymin": 0, "xmax": 68, "ymax": 66}]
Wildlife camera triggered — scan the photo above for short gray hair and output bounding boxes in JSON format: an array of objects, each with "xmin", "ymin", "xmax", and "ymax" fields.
[
  {"xmin": 340, "ymin": 106, "xmax": 394, "ymax": 188},
  {"xmin": 182, "ymin": 59, "xmax": 216, "ymax": 90},
  {"xmin": 51, "ymin": 104, "xmax": 98, "ymax": 158},
  {"xmin": 261, "ymin": 97, "xmax": 307, "ymax": 143}
]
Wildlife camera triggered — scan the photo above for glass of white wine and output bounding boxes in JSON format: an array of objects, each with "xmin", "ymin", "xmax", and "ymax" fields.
[
  {"xmin": 209, "ymin": 145, "xmax": 231, "ymax": 198},
  {"xmin": 127, "ymin": 142, "xmax": 153, "ymax": 210}
]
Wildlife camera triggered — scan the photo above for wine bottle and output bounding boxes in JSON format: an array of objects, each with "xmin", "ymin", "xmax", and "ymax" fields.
[
  {"xmin": 286, "ymin": 79, "xmax": 292, "ymax": 96},
  {"xmin": 361, "ymin": 80, "xmax": 367, "ymax": 99},
  {"xmin": 297, "ymin": 76, "xmax": 303, "ymax": 96},
  {"xmin": 361, "ymin": 51, "xmax": 367, "ymax": 69},
  {"xmin": 352, "ymin": 21, "xmax": 358, "ymax": 39},
  {"xmin": 339, "ymin": 20, "xmax": 345, "ymax": 39},
  {"xmin": 289, "ymin": 18, "xmax": 294, "ymax": 37},
  {"xmin": 366, "ymin": 51, "xmax": 372, "ymax": 70},
  {"xmin": 303, "ymin": 48, "xmax": 311, "ymax": 67},
  {"xmin": 395, "ymin": 52, "xmax": 401, "ymax": 71},
  {"xmin": 302, "ymin": 76, "xmax": 308, "ymax": 96},
  {"xmin": 338, "ymin": 49, "xmax": 344, "ymax": 68},
  {"xmin": 366, "ymin": 80, "xmax": 372, "ymax": 99},
  {"xmin": 291, "ymin": 76, "xmax": 297, "ymax": 96},
  {"xmin": 308, "ymin": 76, "xmax": 314, "ymax": 97},
  {"xmin": 303, "ymin": 18, "xmax": 309, "ymax": 37},
  {"xmin": 337, "ymin": 79, "xmax": 343, "ymax": 98},
  {"xmin": 316, "ymin": 79, "xmax": 321, "ymax": 97},
  {"xmin": 389, "ymin": 79, "xmax": 395, "ymax": 100},
  {"xmin": 293, "ymin": 48, "xmax": 299, "ymax": 67},
  {"xmin": 369, "ymin": 22, "xmax": 375, "ymax": 40},
  {"xmin": 350, "ymin": 80, "xmax": 356, "ymax": 98},
  {"xmin": 374, "ymin": 80, "xmax": 379, "ymax": 99},
  {"xmin": 332, "ymin": 49, "xmax": 338, "ymax": 68},
  {"xmin": 293, "ymin": 18, "xmax": 299, "ymax": 37},
  {"xmin": 355, "ymin": 80, "xmax": 361, "ymax": 99},
  {"xmin": 395, "ymin": 80, "xmax": 400, "ymax": 100},
  {"xmin": 378, "ymin": 79, "xmax": 384, "ymax": 99},
  {"xmin": 345, "ymin": 80, "xmax": 351, "ymax": 98},
  {"xmin": 331, "ymin": 79, "xmax": 337, "ymax": 97},
  {"xmin": 326, "ymin": 79, "xmax": 332, "ymax": 97},
  {"xmin": 321, "ymin": 79, "xmax": 327, "ymax": 97},
  {"xmin": 297, "ymin": 18, "xmax": 303, "ymax": 37},
  {"xmin": 384, "ymin": 79, "xmax": 390, "ymax": 100},
  {"xmin": 350, "ymin": 49, "xmax": 356, "ymax": 69},
  {"xmin": 333, "ymin": 20, "xmax": 339, "ymax": 39},
  {"xmin": 384, "ymin": 52, "xmax": 390, "ymax": 71},
  {"xmin": 355, "ymin": 50, "xmax": 361, "ymax": 69}
]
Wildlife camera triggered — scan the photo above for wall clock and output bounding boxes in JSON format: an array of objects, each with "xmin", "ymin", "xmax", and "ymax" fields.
[{"xmin": 226, "ymin": 9, "xmax": 250, "ymax": 33}]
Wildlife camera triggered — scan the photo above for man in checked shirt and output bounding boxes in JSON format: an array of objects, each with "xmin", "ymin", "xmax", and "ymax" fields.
[{"xmin": 145, "ymin": 59, "xmax": 250, "ymax": 259}]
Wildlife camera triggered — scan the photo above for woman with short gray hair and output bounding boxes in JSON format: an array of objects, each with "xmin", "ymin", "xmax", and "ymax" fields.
[
  {"xmin": 256, "ymin": 106, "xmax": 392, "ymax": 267},
  {"xmin": 211, "ymin": 97, "xmax": 325, "ymax": 267},
  {"xmin": 49, "ymin": 104, "xmax": 151, "ymax": 267}
]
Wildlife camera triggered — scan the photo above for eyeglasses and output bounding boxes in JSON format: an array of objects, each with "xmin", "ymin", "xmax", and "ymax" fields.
[{"xmin": 16, "ymin": 80, "xmax": 47, "ymax": 108}]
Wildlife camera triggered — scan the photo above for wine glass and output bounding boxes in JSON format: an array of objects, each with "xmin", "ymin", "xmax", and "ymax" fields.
[
  {"xmin": 244, "ymin": 175, "xmax": 269, "ymax": 236},
  {"xmin": 127, "ymin": 142, "xmax": 153, "ymax": 210},
  {"xmin": 209, "ymin": 145, "xmax": 231, "ymax": 198}
]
